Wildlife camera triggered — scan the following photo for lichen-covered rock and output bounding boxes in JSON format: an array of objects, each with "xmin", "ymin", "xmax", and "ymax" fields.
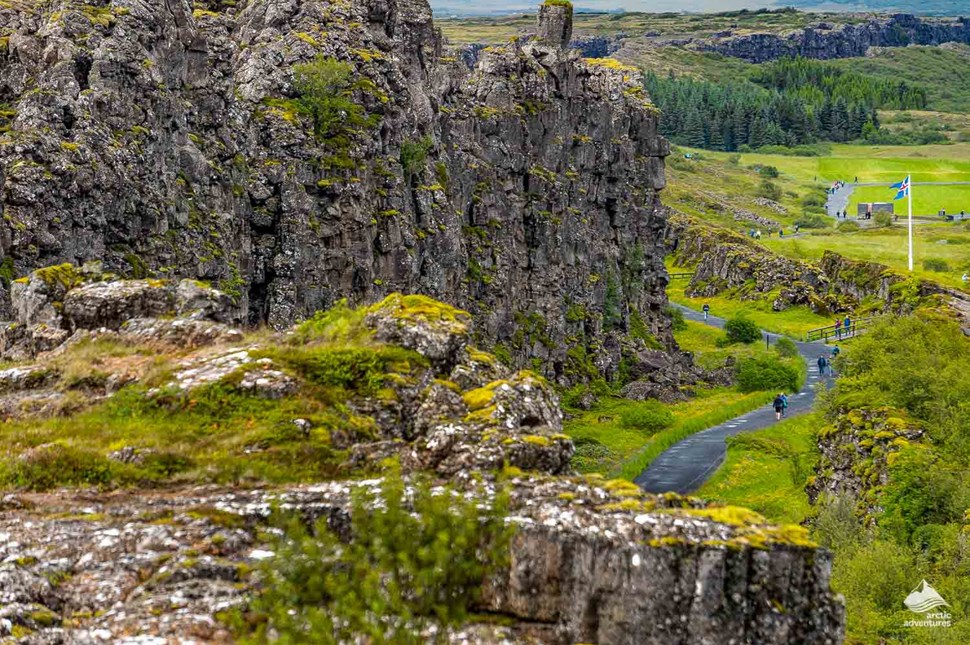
[
  {"xmin": 808, "ymin": 406, "xmax": 924, "ymax": 520},
  {"xmin": 365, "ymin": 294, "xmax": 472, "ymax": 372},
  {"xmin": 0, "ymin": 476, "xmax": 844, "ymax": 644}
]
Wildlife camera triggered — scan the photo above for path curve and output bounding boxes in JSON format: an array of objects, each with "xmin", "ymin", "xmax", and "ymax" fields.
[{"xmin": 634, "ymin": 305, "xmax": 836, "ymax": 495}]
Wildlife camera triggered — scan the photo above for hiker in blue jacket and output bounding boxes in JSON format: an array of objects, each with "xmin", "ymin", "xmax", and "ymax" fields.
[{"xmin": 781, "ymin": 392, "xmax": 789, "ymax": 418}]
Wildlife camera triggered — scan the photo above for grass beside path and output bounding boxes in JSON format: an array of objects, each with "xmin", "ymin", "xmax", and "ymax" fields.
[
  {"xmin": 666, "ymin": 285, "xmax": 831, "ymax": 339},
  {"xmin": 695, "ymin": 413, "xmax": 821, "ymax": 525}
]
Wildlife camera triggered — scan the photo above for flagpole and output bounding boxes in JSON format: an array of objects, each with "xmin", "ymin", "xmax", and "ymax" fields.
[{"xmin": 908, "ymin": 174, "xmax": 913, "ymax": 272}]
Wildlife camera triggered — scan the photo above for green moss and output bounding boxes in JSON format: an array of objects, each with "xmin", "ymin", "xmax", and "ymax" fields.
[
  {"xmin": 366, "ymin": 293, "xmax": 471, "ymax": 335},
  {"xmin": 32, "ymin": 263, "xmax": 82, "ymax": 291}
]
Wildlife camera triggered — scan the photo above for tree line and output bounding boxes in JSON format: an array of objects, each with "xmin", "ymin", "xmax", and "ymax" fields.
[{"xmin": 644, "ymin": 56, "xmax": 928, "ymax": 151}]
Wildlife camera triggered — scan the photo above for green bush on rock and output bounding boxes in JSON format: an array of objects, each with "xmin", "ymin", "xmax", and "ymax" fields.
[{"xmin": 230, "ymin": 472, "xmax": 512, "ymax": 643}]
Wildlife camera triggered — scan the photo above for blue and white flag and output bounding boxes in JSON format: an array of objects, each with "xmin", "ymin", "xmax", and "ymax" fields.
[{"xmin": 890, "ymin": 176, "xmax": 911, "ymax": 201}]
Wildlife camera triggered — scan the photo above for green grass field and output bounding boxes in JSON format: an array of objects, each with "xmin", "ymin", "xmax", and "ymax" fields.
[
  {"xmin": 695, "ymin": 413, "xmax": 820, "ymax": 524},
  {"xmin": 666, "ymin": 277, "xmax": 833, "ymax": 338},
  {"xmin": 848, "ymin": 184, "xmax": 970, "ymax": 217},
  {"xmin": 703, "ymin": 144, "xmax": 970, "ymax": 185},
  {"xmin": 763, "ymin": 226, "xmax": 970, "ymax": 289}
]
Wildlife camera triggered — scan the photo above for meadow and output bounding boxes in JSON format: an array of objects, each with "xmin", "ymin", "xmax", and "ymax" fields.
[{"xmin": 848, "ymin": 184, "xmax": 970, "ymax": 217}]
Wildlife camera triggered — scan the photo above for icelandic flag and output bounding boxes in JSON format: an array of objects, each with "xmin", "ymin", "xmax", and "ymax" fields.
[{"xmin": 890, "ymin": 176, "xmax": 910, "ymax": 201}]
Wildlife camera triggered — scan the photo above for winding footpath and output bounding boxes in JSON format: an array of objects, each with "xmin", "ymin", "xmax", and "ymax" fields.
[{"xmin": 634, "ymin": 305, "xmax": 836, "ymax": 495}]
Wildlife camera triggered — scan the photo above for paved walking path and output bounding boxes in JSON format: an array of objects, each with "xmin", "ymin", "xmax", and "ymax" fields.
[{"xmin": 634, "ymin": 305, "xmax": 837, "ymax": 495}]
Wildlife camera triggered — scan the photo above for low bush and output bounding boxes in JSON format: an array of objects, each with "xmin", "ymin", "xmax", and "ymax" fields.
[
  {"xmin": 794, "ymin": 213, "xmax": 830, "ymax": 229},
  {"xmin": 723, "ymin": 316, "xmax": 761, "ymax": 344},
  {"xmin": 619, "ymin": 402, "xmax": 676, "ymax": 434},
  {"xmin": 735, "ymin": 356, "xmax": 800, "ymax": 393},
  {"xmin": 837, "ymin": 220, "xmax": 860, "ymax": 232},
  {"xmin": 773, "ymin": 337, "xmax": 800, "ymax": 359},
  {"xmin": 922, "ymin": 258, "xmax": 950, "ymax": 272},
  {"xmin": 231, "ymin": 471, "xmax": 513, "ymax": 642},
  {"xmin": 756, "ymin": 180, "xmax": 782, "ymax": 201},
  {"xmin": 874, "ymin": 211, "xmax": 893, "ymax": 228},
  {"xmin": 665, "ymin": 305, "xmax": 687, "ymax": 332}
]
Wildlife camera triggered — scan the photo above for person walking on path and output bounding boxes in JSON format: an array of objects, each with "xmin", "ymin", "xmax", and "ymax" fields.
[
  {"xmin": 781, "ymin": 392, "xmax": 789, "ymax": 418},
  {"xmin": 817, "ymin": 354, "xmax": 827, "ymax": 377},
  {"xmin": 844, "ymin": 315, "xmax": 852, "ymax": 337},
  {"xmin": 834, "ymin": 318, "xmax": 843, "ymax": 340},
  {"xmin": 773, "ymin": 393, "xmax": 785, "ymax": 421},
  {"xmin": 702, "ymin": 303, "xmax": 710, "ymax": 321}
]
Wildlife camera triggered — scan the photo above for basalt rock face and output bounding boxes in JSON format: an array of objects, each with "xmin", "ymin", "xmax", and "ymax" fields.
[
  {"xmin": 0, "ymin": 0, "xmax": 671, "ymax": 382},
  {"xmin": 701, "ymin": 14, "xmax": 970, "ymax": 62}
]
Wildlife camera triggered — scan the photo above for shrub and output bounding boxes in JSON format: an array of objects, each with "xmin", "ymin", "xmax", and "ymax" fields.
[
  {"xmin": 665, "ymin": 305, "xmax": 687, "ymax": 332},
  {"xmin": 0, "ymin": 444, "xmax": 117, "ymax": 490},
  {"xmin": 232, "ymin": 471, "xmax": 512, "ymax": 642},
  {"xmin": 794, "ymin": 213, "xmax": 830, "ymax": 229},
  {"xmin": 400, "ymin": 136, "xmax": 433, "ymax": 175},
  {"xmin": 292, "ymin": 56, "xmax": 370, "ymax": 143},
  {"xmin": 756, "ymin": 164, "xmax": 779, "ymax": 178},
  {"xmin": 756, "ymin": 180, "xmax": 782, "ymax": 201},
  {"xmin": 874, "ymin": 211, "xmax": 893, "ymax": 228},
  {"xmin": 735, "ymin": 356, "xmax": 799, "ymax": 393},
  {"xmin": 922, "ymin": 258, "xmax": 949, "ymax": 272},
  {"xmin": 774, "ymin": 336, "xmax": 800, "ymax": 359},
  {"xmin": 620, "ymin": 401, "xmax": 675, "ymax": 434},
  {"xmin": 723, "ymin": 316, "xmax": 761, "ymax": 344},
  {"xmin": 837, "ymin": 220, "xmax": 860, "ymax": 233}
]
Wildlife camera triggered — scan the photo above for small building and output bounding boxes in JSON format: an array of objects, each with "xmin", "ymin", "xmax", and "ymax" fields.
[{"xmin": 857, "ymin": 202, "xmax": 894, "ymax": 217}]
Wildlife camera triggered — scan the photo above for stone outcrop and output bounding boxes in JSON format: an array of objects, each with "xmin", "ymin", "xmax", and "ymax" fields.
[
  {"xmin": 0, "ymin": 0, "xmax": 671, "ymax": 383},
  {"xmin": 808, "ymin": 407, "xmax": 924, "ymax": 521},
  {"xmin": 0, "ymin": 474, "xmax": 844, "ymax": 643},
  {"xmin": 700, "ymin": 14, "xmax": 970, "ymax": 62},
  {"xmin": 0, "ymin": 264, "xmax": 239, "ymax": 362}
]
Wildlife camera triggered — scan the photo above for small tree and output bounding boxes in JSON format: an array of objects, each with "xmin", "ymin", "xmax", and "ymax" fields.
[
  {"xmin": 874, "ymin": 211, "xmax": 894, "ymax": 228},
  {"xmin": 293, "ymin": 56, "xmax": 369, "ymax": 143}
]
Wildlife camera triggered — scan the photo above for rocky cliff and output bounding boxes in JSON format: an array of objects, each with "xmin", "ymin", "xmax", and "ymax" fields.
[
  {"xmin": 0, "ymin": 0, "xmax": 671, "ymax": 381},
  {"xmin": 700, "ymin": 14, "xmax": 970, "ymax": 62}
]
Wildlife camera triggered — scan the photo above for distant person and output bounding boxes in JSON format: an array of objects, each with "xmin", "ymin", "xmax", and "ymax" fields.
[
  {"xmin": 781, "ymin": 392, "xmax": 789, "ymax": 418},
  {"xmin": 702, "ymin": 303, "xmax": 710, "ymax": 320},
  {"xmin": 844, "ymin": 315, "xmax": 852, "ymax": 337},
  {"xmin": 831, "ymin": 344, "xmax": 841, "ymax": 359},
  {"xmin": 756, "ymin": 229, "xmax": 762, "ymax": 240},
  {"xmin": 794, "ymin": 223, "xmax": 800, "ymax": 234},
  {"xmin": 817, "ymin": 354, "xmax": 827, "ymax": 376},
  {"xmin": 773, "ymin": 393, "xmax": 785, "ymax": 421},
  {"xmin": 834, "ymin": 318, "xmax": 843, "ymax": 340},
  {"xmin": 854, "ymin": 176, "xmax": 858, "ymax": 183},
  {"xmin": 779, "ymin": 229, "xmax": 784, "ymax": 238}
]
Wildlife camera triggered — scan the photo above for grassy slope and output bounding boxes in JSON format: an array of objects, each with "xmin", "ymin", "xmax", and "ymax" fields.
[
  {"xmin": 695, "ymin": 413, "xmax": 819, "ymax": 524},
  {"xmin": 677, "ymin": 145, "xmax": 970, "ymax": 289},
  {"xmin": 830, "ymin": 44, "xmax": 970, "ymax": 114}
]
